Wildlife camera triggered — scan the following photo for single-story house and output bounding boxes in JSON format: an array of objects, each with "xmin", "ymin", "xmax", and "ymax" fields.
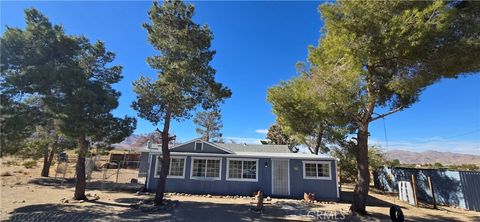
[{"xmin": 140, "ymin": 139, "xmax": 339, "ymax": 200}]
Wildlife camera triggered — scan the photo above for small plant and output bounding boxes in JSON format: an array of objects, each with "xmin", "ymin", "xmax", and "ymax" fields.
[
  {"xmin": 3, "ymin": 160, "xmax": 18, "ymax": 166},
  {"xmin": 1, "ymin": 171, "xmax": 13, "ymax": 177},
  {"xmin": 22, "ymin": 160, "xmax": 37, "ymax": 169}
]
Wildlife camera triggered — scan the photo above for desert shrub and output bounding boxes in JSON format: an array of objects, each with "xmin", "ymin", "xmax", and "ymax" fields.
[
  {"xmin": 22, "ymin": 160, "xmax": 37, "ymax": 169},
  {"xmin": 1, "ymin": 171, "xmax": 13, "ymax": 176},
  {"xmin": 3, "ymin": 160, "xmax": 18, "ymax": 166}
]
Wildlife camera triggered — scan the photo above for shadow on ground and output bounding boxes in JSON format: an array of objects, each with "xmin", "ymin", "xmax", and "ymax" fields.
[
  {"xmin": 340, "ymin": 189, "xmax": 394, "ymax": 208},
  {"xmin": 5, "ymin": 203, "xmax": 117, "ymax": 222},
  {"xmin": 29, "ymin": 177, "xmax": 142, "ymax": 194},
  {"xmin": 7, "ymin": 196, "xmax": 478, "ymax": 222},
  {"xmin": 5, "ymin": 198, "xmax": 325, "ymax": 222}
]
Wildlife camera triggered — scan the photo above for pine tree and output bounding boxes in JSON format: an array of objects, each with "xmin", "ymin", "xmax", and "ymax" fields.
[{"xmin": 132, "ymin": 0, "xmax": 231, "ymax": 205}]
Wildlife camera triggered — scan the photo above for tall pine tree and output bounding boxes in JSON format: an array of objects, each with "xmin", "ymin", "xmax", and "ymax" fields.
[
  {"xmin": 133, "ymin": 0, "xmax": 231, "ymax": 204},
  {"xmin": 193, "ymin": 110, "xmax": 224, "ymax": 142},
  {"xmin": 1, "ymin": 8, "xmax": 136, "ymax": 200},
  {"xmin": 308, "ymin": 1, "xmax": 480, "ymax": 213}
]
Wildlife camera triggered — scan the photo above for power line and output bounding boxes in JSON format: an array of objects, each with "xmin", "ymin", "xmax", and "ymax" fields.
[
  {"xmin": 383, "ymin": 129, "xmax": 480, "ymax": 146},
  {"xmin": 382, "ymin": 117, "xmax": 389, "ymax": 152},
  {"xmin": 441, "ymin": 129, "xmax": 480, "ymax": 140}
]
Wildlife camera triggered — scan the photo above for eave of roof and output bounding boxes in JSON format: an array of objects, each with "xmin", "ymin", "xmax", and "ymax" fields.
[{"xmin": 143, "ymin": 150, "xmax": 336, "ymax": 160}]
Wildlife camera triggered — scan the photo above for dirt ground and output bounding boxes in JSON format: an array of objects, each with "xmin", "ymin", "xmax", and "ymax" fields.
[{"xmin": 1, "ymin": 158, "xmax": 479, "ymax": 221}]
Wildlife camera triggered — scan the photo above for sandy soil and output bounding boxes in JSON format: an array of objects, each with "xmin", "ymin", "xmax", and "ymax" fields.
[{"xmin": 1, "ymin": 158, "xmax": 479, "ymax": 221}]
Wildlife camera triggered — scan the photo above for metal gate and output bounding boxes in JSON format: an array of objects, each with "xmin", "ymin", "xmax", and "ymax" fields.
[
  {"xmin": 460, "ymin": 171, "xmax": 480, "ymax": 211},
  {"xmin": 272, "ymin": 159, "xmax": 289, "ymax": 195}
]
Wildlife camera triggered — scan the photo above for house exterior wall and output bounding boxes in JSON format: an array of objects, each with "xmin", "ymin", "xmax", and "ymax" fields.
[
  {"xmin": 138, "ymin": 152, "xmax": 149, "ymax": 176},
  {"xmin": 289, "ymin": 159, "xmax": 338, "ymax": 200},
  {"xmin": 147, "ymin": 154, "xmax": 339, "ymax": 200}
]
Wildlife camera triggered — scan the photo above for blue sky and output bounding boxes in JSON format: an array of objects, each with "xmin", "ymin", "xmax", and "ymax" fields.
[{"xmin": 2, "ymin": 1, "xmax": 479, "ymax": 155}]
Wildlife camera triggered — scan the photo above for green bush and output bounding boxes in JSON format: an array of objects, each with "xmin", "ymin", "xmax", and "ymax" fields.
[{"xmin": 22, "ymin": 160, "xmax": 37, "ymax": 169}]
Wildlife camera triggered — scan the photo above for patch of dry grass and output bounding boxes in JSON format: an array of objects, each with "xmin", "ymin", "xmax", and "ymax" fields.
[{"xmin": 22, "ymin": 160, "xmax": 37, "ymax": 169}]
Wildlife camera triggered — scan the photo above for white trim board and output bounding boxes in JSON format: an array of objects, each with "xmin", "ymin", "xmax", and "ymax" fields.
[
  {"xmin": 335, "ymin": 159, "xmax": 340, "ymax": 198},
  {"xmin": 203, "ymin": 141, "xmax": 235, "ymax": 154},
  {"xmin": 168, "ymin": 138, "xmax": 234, "ymax": 154},
  {"xmin": 154, "ymin": 156, "xmax": 187, "ymax": 179},
  {"xmin": 302, "ymin": 160, "xmax": 332, "ymax": 180},
  {"xmin": 144, "ymin": 151, "xmax": 336, "ymax": 160},
  {"xmin": 146, "ymin": 153, "xmax": 153, "ymax": 190},
  {"xmin": 194, "ymin": 141, "xmax": 204, "ymax": 152},
  {"xmin": 190, "ymin": 157, "xmax": 222, "ymax": 180},
  {"xmin": 226, "ymin": 158, "xmax": 259, "ymax": 182}
]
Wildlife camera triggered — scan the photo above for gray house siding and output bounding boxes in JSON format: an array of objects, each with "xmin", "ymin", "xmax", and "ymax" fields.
[
  {"xmin": 138, "ymin": 152, "xmax": 149, "ymax": 177},
  {"xmin": 289, "ymin": 159, "xmax": 338, "ymax": 200},
  {"xmin": 147, "ymin": 154, "xmax": 338, "ymax": 200},
  {"xmin": 170, "ymin": 141, "xmax": 230, "ymax": 154}
]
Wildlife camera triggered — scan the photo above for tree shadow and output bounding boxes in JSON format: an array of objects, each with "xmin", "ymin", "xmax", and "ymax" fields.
[
  {"xmin": 6, "ymin": 203, "xmax": 116, "ymax": 221},
  {"xmin": 407, "ymin": 212, "xmax": 480, "ymax": 222},
  {"xmin": 121, "ymin": 200, "xmax": 305, "ymax": 222},
  {"xmin": 29, "ymin": 177, "xmax": 143, "ymax": 194},
  {"xmin": 114, "ymin": 197, "xmax": 146, "ymax": 204},
  {"xmin": 340, "ymin": 189, "xmax": 395, "ymax": 208}
]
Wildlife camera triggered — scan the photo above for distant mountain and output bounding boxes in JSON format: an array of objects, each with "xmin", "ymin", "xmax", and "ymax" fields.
[{"xmin": 385, "ymin": 150, "xmax": 480, "ymax": 165}]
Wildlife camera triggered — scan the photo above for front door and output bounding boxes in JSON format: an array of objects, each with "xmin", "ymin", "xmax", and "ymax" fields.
[{"xmin": 272, "ymin": 159, "xmax": 289, "ymax": 195}]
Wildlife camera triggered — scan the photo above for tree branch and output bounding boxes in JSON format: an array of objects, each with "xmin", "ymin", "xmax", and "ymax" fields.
[{"xmin": 370, "ymin": 107, "xmax": 404, "ymax": 122}]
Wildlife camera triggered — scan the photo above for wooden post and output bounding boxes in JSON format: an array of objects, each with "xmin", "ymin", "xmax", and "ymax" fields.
[
  {"xmin": 252, "ymin": 190, "xmax": 264, "ymax": 212},
  {"xmin": 411, "ymin": 174, "xmax": 418, "ymax": 207},
  {"xmin": 427, "ymin": 176, "xmax": 437, "ymax": 209},
  {"xmin": 116, "ymin": 162, "xmax": 120, "ymax": 183},
  {"xmin": 63, "ymin": 162, "xmax": 68, "ymax": 179}
]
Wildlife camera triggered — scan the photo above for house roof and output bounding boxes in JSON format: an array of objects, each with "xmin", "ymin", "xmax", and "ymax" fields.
[
  {"xmin": 147, "ymin": 151, "xmax": 335, "ymax": 160},
  {"xmin": 141, "ymin": 139, "xmax": 336, "ymax": 160},
  {"xmin": 213, "ymin": 143, "xmax": 292, "ymax": 153}
]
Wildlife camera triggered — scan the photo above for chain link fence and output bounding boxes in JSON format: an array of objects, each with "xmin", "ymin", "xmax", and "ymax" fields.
[{"xmin": 54, "ymin": 152, "xmax": 146, "ymax": 190}]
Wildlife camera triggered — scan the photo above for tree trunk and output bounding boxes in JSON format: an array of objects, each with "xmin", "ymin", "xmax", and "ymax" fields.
[
  {"xmin": 74, "ymin": 134, "xmax": 88, "ymax": 200},
  {"xmin": 351, "ymin": 123, "xmax": 370, "ymax": 214},
  {"xmin": 313, "ymin": 124, "xmax": 324, "ymax": 155},
  {"xmin": 40, "ymin": 145, "xmax": 56, "ymax": 177},
  {"xmin": 41, "ymin": 146, "xmax": 50, "ymax": 177},
  {"xmin": 154, "ymin": 109, "xmax": 172, "ymax": 205}
]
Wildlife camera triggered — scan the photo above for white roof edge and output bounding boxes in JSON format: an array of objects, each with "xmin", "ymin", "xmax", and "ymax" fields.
[
  {"xmin": 167, "ymin": 139, "xmax": 235, "ymax": 154},
  {"xmin": 203, "ymin": 141, "xmax": 235, "ymax": 154},
  {"xmin": 143, "ymin": 151, "xmax": 336, "ymax": 160},
  {"xmin": 168, "ymin": 137, "xmax": 203, "ymax": 149}
]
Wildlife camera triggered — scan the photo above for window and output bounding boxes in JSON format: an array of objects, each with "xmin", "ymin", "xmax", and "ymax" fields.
[
  {"xmin": 191, "ymin": 158, "xmax": 221, "ymax": 180},
  {"xmin": 227, "ymin": 159, "xmax": 258, "ymax": 181},
  {"xmin": 303, "ymin": 161, "xmax": 331, "ymax": 180},
  {"xmin": 195, "ymin": 142, "xmax": 203, "ymax": 151},
  {"xmin": 155, "ymin": 156, "xmax": 186, "ymax": 178}
]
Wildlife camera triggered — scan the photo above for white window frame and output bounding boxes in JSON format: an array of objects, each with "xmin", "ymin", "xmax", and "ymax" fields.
[
  {"xmin": 154, "ymin": 156, "xmax": 187, "ymax": 179},
  {"xmin": 302, "ymin": 161, "xmax": 332, "ymax": 180},
  {"xmin": 190, "ymin": 157, "xmax": 222, "ymax": 180},
  {"xmin": 194, "ymin": 141, "xmax": 204, "ymax": 151},
  {"xmin": 226, "ymin": 158, "xmax": 259, "ymax": 182}
]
